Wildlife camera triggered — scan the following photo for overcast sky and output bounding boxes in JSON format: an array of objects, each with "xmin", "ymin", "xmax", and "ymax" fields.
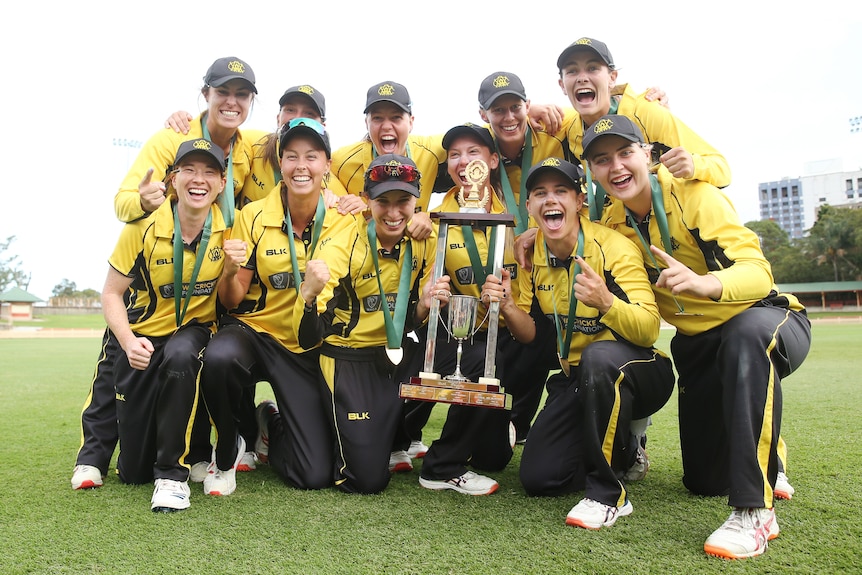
[{"xmin": 3, "ymin": 0, "xmax": 861, "ymax": 300}]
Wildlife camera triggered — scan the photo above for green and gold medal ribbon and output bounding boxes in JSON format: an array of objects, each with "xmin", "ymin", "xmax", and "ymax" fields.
[
  {"xmin": 546, "ymin": 226, "xmax": 585, "ymax": 364},
  {"xmin": 172, "ymin": 203, "xmax": 212, "ymax": 328},
  {"xmin": 284, "ymin": 192, "xmax": 326, "ymax": 294},
  {"xmin": 367, "ymin": 220, "xmax": 413, "ymax": 352},
  {"xmin": 201, "ymin": 116, "xmax": 236, "ymax": 229},
  {"xmin": 584, "ymin": 98, "xmax": 620, "ymax": 222},
  {"xmin": 496, "ymin": 127, "xmax": 533, "ymax": 235}
]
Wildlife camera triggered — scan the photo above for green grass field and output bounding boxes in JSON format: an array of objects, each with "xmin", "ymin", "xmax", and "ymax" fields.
[{"xmin": 0, "ymin": 322, "xmax": 859, "ymax": 574}]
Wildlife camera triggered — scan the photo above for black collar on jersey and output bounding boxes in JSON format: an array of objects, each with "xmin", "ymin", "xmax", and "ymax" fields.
[
  {"xmin": 549, "ymin": 255, "xmax": 573, "ymax": 268},
  {"xmin": 378, "ymin": 241, "xmax": 402, "ymax": 261}
]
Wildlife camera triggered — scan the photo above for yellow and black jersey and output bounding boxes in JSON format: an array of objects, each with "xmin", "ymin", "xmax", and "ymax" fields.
[
  {"xmin": 115, "ymin": 115, "xmax": 257, "ymax": 223},
  {"xmin": 330, "ymin": 134, "xmax": 449, "ymax": 213},
  {"xmin": 241, "ymin": 131, "xmax": 348, "ymax": 205},
  {"xmin": 298, "ymin": 214, "xmax": 436, "ymax": 349},
  {"xmin": 560, "ymin": 84, "xmax": 731, "ymax": 189},
  {"xmin": 108, "ymin": 200, "xmax": 228, "ymax": 337},
  {"xmin": 229, "ymin": 185, "xmax": 355, "ymax": 353},
  {"xmin": 601, "ymin": 169, "xmax": 804, "ymax": 336},
  {"xmin": 433, "ymin": 187, "xmax": 518, "ymax": 329},
  {"xmin": 518, "ymin": 216, "xmax": 660, "ymax": 366}
]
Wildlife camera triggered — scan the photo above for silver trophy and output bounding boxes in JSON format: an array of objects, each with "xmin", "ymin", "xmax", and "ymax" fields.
[{"xmin": 440, "ymin": 294, "xmax": 489, "ymax": 382}]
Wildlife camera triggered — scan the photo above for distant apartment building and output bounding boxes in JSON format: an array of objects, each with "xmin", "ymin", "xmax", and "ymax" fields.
[{"xmin": 759, "ymin": 168, "xmax": 862, "ymax": 239}]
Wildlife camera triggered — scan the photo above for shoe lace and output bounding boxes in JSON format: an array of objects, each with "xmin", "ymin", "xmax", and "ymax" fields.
[{"xmin": 723, "ymin": 508, "xmax": 768, "ymax": 534}]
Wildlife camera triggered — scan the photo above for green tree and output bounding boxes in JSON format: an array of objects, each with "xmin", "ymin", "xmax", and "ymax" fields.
[
  {"xmin": 52, "ymin": 279, "xmax": 78, "ymax": 298},
  {"xmin": 0, "ymin": 236, "xmax": 30, "ymax": 292},
  {"xmin": 745, "ymin": 219, "xmax": 791, "ymax": 257},
  {"xmin": 805, "ymin": 206, "xmax": 862, "ymax": 281}
]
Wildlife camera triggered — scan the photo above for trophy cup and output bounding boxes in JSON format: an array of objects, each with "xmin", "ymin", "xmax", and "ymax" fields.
[{"xmin": 399, "ymin": 160, "xmax": 514, "ymax": 409}]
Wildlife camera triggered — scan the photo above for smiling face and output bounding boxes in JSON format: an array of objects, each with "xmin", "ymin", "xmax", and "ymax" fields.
[
  {"xmin": 558, "ymin": 50, "xmax": 618, "ymax": 127},
  {"xmin": 446, "ymin": 134, "xmax": 499, "ymax": 190},
  {"xmin": 203, "ymin": 79, "xmax": 254, "ymax": 131},
  {"xmin": 277, "ymin": 94, "xmax": 323, "ymax": 129},
  {"xmin": 280, "ymin": 133, "xmax": 331, "ymax": 200},
  {"xmin": 586, "ymin": 135, "xmax": 652, "ymax": 216},
  {"xmin": 367, "ymin": 189, "xmax": 416, "ymax": 247},
  {"xmin": 170, "ymin": 156, "xmax": 225, "ymax": 211},
  {"xmin": 479, "ymin": 94, "xmax": 529, "ymax": 153},
  {"xmin": 526, "ymin": 171, "xmax": 584, "ymax": 245},
  {"xmin": 365, "ymin": 102, "xmax": 413, "ymax": 156}
]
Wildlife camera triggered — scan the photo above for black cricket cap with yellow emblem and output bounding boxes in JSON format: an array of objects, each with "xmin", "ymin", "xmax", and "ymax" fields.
[
  {"xmin": 364, "ymin": 154, "xmax": 421, "ymax": 199},
  {"xmin": 581, "ymin": 115, "xmax": 644, "ymax": 160},
  {"xmin": 556, "ymin": 37, "xmax": 615, "ymax": 71},
  {"xmin": 364, "ymin": 81, "xmax": 412, "ymax": 114},
  {"xmin": 478, "ymin": 71, "xmax": 527, "ymax": 109},
  {"xmin": 525, "ymin": 157, "xmax": 584, "ymax": 195},
  {"xmin": 442, "ymin": 122, "xmax": 496, "ymax": 151},
  {"xmin": 173, "ymin": 138, "xmax": 226, "ymax": 172},
  {"xmin": 204, "ymin": 57, "xmax": 257, "ymax": 93},
  {"xmin": 279, "ymin": 85, "xmax": 326, "ymax": 119}
]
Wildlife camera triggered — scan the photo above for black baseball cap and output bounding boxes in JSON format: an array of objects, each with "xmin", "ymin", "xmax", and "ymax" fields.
[
  {"xmin": 203, "ymin": 56, "xmax": 257, "ymax": 93},
  {"xmin": 581, "ymin": 115, "xmax": 644, "ymax": 160},
  {"xmin": 173, "ymin": 138, "xmax": 226, "ymax": 171},
  {"xmin": 364, "ymin": 154, "xmax": 421, "ymax": 199},
  {"xmin": 279, "ymin": 85, "xmax": 326, "ymax": 119},
  {"xmin": 556, "ymin": 38, "xmax": 615, "ymax": 71},
  {"xmin": 278, "ymin": 118, "xmax": 332, "ymax": 159},
  {"xmin": 364, "ymin": 81, "xmax": 412, "ymax": 114},
  {"xmin": 478, "ymin": 71, "xmax": 527, "ymax": 109},
  {"xmin": 525, "ymin": 158, "xmax": 583, "ymax": 194},
  {"xmin": 442, "ymin": 123, "xmax": 496, "ymax": 151}
]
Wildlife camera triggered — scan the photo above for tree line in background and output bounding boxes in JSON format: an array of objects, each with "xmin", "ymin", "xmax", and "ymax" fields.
[
  {"xmin": 746, "ymin": 205, "xmax": 862, "ymax": 283},
  {"xmin": 2, "ymin": 207, "xmax": 861, "ymax": 298}
]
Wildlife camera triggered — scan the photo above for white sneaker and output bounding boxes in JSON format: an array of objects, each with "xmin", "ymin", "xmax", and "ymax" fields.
[
  {"xmin": 237, "ymin": 451, "xmax": 256, "ymax": 472},
  {"xmin": 189, "ymin": 461, "xmax": 209, "ymax": 483},
  {"xmin": 255, "ymin": 400, "xmax": 278, "ymax": 464},
  {"xmin": 151, "ymin": 478, "xmax": 190, "ymax": 512},
  {"xmin": 509, "ymin": 421, "xmax": 517, "ymax": 450},
  {"xmin": 565, "ymin": 498, "xmax": 633, "ymax": 529},
  {"xmin": 774, "ymin": 472, "xmax": 795, "ymax": 500},
  {"xmin": 204, "ymin": 435, "xmax": 246, "ymax": 496},
  {"xmin": 704, "ymin": 507, "xmax": 780, "ymax": 559},
  {"xmin": 407, "ymin": 440, "xmax": 428, "ymax": 459},
  {"xmin": 624, "ymin": 445, "xmax": 650, "ymax": 482},
  {"xmin": 389, "ymin": 450, "xmax": 413, "ymax": 473},
  {"xmin": 419, "ymin": 471, "xmax": 499, "ymax": 495},
  {"xmin": 71, "ymin": 464, "xmax": 103, "ymax": 490}
]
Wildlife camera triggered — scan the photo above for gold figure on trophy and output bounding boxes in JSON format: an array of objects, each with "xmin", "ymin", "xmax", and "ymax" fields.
[{"xmin": 456, "ymin": 159, "xmax": 491, "ymax": 213}]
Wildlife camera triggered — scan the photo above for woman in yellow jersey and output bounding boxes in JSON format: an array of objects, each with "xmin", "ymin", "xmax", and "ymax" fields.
[
  {"xmin": 484, "ymin": 158, "xmax": 674, "ymax": 528},
  {"xmin": 199, "ymin": 119, "xmax": 349, "ymax": 496},
  {"xmin": 586, "ymin": 115, "xmax": 810, "ymax": 559},
  {"xmin": 115, "ymin": 56, "xmax": 258, "ymax": 224},
  {"xmin": 102, "ymin": 139, "xmax": 245, "ymax": 512},
  {"xmin": 402, "ymin": 124, "xmax": 555, "ymax": 495},
  {"xmin": 297, "ymin": 154, "xmax": 445, "ymax": 494},
  {"xmin": 72, "ymin": 56, "xmax": 256, "ymax": 494}
]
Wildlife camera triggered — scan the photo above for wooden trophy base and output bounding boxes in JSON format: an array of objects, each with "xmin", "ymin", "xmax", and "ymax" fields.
[{"xmin": 399, "ymin": 372, "xmax": 512, "ymax": 410}]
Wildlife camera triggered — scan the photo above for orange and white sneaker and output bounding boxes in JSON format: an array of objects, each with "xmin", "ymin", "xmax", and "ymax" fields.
[
  {"xmin": 704, "ymin": 507, "xmax": 780, "ymax": 559},
  {"xmin": 774, "ymin": 472, "xmax": 795, "ymax": 500},
  {"xmin": 565, "ymin": 498, "xmax": 633, "ymax": 529},
  {"xmin": 71, "ymin": 465, "xmax": 103, "ymax": 490}
]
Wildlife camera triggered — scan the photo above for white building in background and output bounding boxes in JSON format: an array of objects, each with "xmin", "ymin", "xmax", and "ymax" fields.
[{"xmin": 759, "ymin": 163, "xmax": 862, "ymax": 240}]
